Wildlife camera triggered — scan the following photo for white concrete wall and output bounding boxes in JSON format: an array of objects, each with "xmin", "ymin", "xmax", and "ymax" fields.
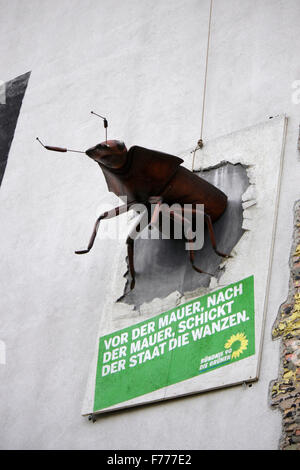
[{"xmin": 0, "ymin": 0, "xmax": 299, "ymax": 449}]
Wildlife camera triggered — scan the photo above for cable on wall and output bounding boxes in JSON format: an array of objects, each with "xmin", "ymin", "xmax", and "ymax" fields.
[{"xmin": 192, "ymin": 0, "xmax": 213, "ymax": 171}]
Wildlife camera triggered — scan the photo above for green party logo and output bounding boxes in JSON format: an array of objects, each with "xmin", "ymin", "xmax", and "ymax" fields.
[{"xmin": 224, "ymin": 332, "xmax": 249, "ymax": 360}]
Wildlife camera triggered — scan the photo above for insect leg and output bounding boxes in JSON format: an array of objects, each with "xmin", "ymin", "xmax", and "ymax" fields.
[
  {"xmin": 204, "ymin": 213, "xmax": 232, "ymax": 258},
  {"xmin": 162, "ymin": 207, "xmax": 212, "ymax": 275},
  {"xmin": 148, "ymin": 196, "xmax": 163, "ymax": 227},
  {"xmin": 180, "ymin": 206, "xmax": 232, "ymax": 259},
  {"xmin": 126, "ymin": 210, "xmax": 149, "ymax": 290},
  {"xmin": 75, "ymin": 201, "xmax": 137, "ymax": 254},
  {"xmin": 126, "ymin": 237, "xmax": 135, "ymax": 290},
  {"xmin": 185, "ymin": 225, "xmax": 213, "ymax": 275}
]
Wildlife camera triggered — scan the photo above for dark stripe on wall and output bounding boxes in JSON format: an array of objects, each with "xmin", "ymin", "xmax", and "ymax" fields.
[{"xmin": 0, "ymin": 71, "xmax": 31, "ymax": 187}]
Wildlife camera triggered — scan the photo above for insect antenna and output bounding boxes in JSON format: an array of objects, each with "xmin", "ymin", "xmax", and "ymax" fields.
[
  {"xmin": 36, "ymin": 137, "xmax": 85, "ymax": 154},
  {"xmin": 91, "ymin": 111, "xmax": 108, "ymax": 143}
]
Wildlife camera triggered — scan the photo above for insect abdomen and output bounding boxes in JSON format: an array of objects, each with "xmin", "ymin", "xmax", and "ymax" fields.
[{"xmin": 164, "ymin": 166, "xmax": 227, "ymax": 222}]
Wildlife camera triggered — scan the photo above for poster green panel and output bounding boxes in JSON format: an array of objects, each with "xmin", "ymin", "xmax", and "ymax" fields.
[{"xmin": 94, "ymin": 276, "xmax": 255, "ymax": 411}]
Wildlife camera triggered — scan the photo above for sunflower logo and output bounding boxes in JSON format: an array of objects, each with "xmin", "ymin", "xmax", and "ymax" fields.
[{"xmin": 224, "ymin": 333, "xmax": 248, "ymax": 359}]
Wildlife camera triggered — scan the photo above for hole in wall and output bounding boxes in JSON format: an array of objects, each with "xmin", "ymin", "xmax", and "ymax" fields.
[{"xmin": 119, "ymin": 162, "xmax": 249, "ymax": 308}]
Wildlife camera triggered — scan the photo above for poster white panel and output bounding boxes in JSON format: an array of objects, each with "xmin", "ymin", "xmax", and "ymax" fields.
[{"xmin": 82, "ymin": 116, "xmax": 287, "ymax": 416}]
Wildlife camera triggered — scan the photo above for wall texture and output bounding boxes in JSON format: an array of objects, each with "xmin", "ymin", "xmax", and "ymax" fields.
[
  {"xmin": 271, "ymin": 200, "xmax": 300, "ymax": 450},
  {"xmin": 0, "ymin": 0, "xmax": 299, "ymax": 450}
]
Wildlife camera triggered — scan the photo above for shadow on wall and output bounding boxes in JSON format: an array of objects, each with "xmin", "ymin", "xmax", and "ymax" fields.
[
  {"xmin": 0, "ymin": 72, "xmax": 31, "ymax": 187},
  {"xmin": 121, "ymin": 162, "xmax": 249, "ymax": 308}
]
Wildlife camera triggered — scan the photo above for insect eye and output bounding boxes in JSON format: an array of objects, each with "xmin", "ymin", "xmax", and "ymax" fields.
[
  {"xmin": 96, "ymin": 143, "xmax": 110, "ymax": 150},
  {"xmin": 116, "ymin": 141, "xmax": 125, "ymax": 150}
]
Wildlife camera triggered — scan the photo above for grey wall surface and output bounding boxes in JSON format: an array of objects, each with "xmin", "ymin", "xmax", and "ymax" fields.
[{"xmin": 0, "ymin": 0, "xmax": 299, "ymax": 450}]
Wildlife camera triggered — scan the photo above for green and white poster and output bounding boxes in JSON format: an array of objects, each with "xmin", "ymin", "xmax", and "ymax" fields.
[{"xmin": 94, "ymin": 276, "xmax": 255, "ymax": 412}]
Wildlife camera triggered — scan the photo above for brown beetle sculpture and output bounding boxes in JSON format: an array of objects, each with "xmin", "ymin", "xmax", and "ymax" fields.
[{"xmin": 37, "ymin": 135, "xmax": 230, "ymax": 290}]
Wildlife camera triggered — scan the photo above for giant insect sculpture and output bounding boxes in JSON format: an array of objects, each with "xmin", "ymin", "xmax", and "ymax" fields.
[{"xmin": 37, "ymin": 112, "xmax": 230, "ymax": 290}]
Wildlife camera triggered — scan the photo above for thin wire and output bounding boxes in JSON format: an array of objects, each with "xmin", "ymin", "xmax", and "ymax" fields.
[
  {"xmin": 192, "ymin": 0, "xmax": 213, "ymax": 171},
  {"xmin": 200, "ymin": 0, "xmax": 213, "ymax": 143}
]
